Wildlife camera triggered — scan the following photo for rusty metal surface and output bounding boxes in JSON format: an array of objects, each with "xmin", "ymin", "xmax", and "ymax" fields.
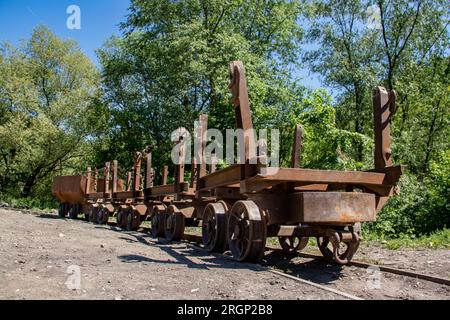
[
  {"xmin": 241, "ymin": 167, "xmax": 398, "ymax": 194},
  {"xmin": 373, "ymin": 86, "xmax": 394, "ymax": 169},
  {"xmin": 291, "ymin": 192, "xmax": 376, "ymax": 223},
  {"xmin": 291, "ymin": 124, "xmax": 303, "ymax": 168},
  {"xmin": 52, "ymin": 176, "xmax": 87, "ymax": 204},
  {"xmin": 198, "ymin": 164, "xmax": 241, "ymax": 190},
  {"xmin": 133, "ymin": 204, "xmax": 148, "ymax": 216}
]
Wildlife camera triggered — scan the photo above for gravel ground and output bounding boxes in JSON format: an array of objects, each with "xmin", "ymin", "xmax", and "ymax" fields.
[{"xmin": 0, "ymin": 209, "xmax": 342, "ymax": 300}]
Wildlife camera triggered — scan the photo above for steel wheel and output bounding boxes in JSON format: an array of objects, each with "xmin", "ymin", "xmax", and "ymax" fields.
[
  {"xmin": 227, "ymin": 200, "xmax": 267, "ymax": 262},
  {"xmin": 278, "ymin": 236, "xmax": 308, "ymax": 254},
  {"xmin": 116, "ymin": 207, "xmax": 127, "ymax": 229},
  {"xmin": 88, "ymin": 206, "xmax": 99, "ymax": 223},
  {"xmin": 164, "ymin": 205, "xmax": 185, "ymax": 241},
  {"xmin": 126, "ymin": 208, "xmax": 140, "ymax": 231},
  {"xmin": 68, "ymin": 204, "xmax": 79, "ymax": 219},
  {"xmin": 83, "ymin": 206, "xmax": 91, "ymax": 221},
  {"xmin": 202, "ymin": 201, "xmax": 228, "ymax": 253},
  {"xmin": 97, "ymin": 207, "xmax": 109, "ymax": 225},
  {"xmin": 58, "ymin": 203, "xmax": 67, "ymax": 218},
  {"xmin": 317, "ymin": 231, "xmax": 360, "ymax": 264},
  {"xmin": 150, "ymin": 205, "xmax": 166, "ymax": 238}
]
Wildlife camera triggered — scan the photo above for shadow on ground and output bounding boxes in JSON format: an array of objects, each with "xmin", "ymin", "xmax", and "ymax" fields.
[
  {"xmin": 261, "ymin": 250, "xmax": 345, "ymax": 284},
  {"xmin": 38, "ymin": 214, "xmax": 343, "ymax": 283}
]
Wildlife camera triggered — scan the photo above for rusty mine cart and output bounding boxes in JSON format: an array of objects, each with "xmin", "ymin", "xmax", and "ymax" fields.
[{"xmin": 52, "ymin": 61, "xmax": 402, "ymax": 265}]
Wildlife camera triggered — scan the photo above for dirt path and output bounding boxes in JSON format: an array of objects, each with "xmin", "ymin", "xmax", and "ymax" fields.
[
  {"xmin": 0, "ymin": 209, "xmax": 342, "ymax": 300},
  {"xmin": 0, "ymin": 209, "xmax": 448, "ymax": 300}
]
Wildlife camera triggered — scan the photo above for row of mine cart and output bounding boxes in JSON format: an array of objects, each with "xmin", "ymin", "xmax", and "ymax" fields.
[{"xmin": 52, "ymin": 61, "xmax": 402, "ymax": 264}]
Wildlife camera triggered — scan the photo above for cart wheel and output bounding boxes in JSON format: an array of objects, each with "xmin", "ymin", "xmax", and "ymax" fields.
[
  {"xmin": 227, "ymin": 200, "xmax": 267, "ymax": 262},
  {"xmin": 83, "ymin": 207, "xmax": 90, "ymax": 221},
  {"xmin": 89, "ymin": 206, "xmax": 99, "ymax": 223},
  {"xmin": 317, "ymin": 231, "xmax": 360, "ymax": 264},
  {"xmin": 202, "ymin": 201, "xmax": 228, "ymax": 253},
  {"xmin": 97, "ymin": 207, "xmax": 109, "ymax": 225},
  {"xmin": 164, "ymin": 205, "xmax": 185, "ymax": 241},
  {"xmin": 58, "ymin": 203, "xmax": 67, "ymax": 218},
  {"xmin": 126, "ymin": 208, "xmax": 140, "ymax": 231},
  {"xmin": 150, "ymin": 205, "xmax": 166, "ymax": 238},
  {"xmin": 116, "ymin": 208, "xmax": 126, "ymax": 229},
  {"xmin": 68, "ymin": 204, "xmax": 79, "ymax": 219},
  {"xmin": 278, "ymin": 236, "xmax": 308, "ymax": 254}
]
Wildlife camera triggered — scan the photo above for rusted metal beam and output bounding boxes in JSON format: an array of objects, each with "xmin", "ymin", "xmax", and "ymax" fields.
[
  {"xmin": 94, "ymin": 168, "xmax": 98, "ymax": 192},
  {"xmin": 133, "ymin": 152, "xmax": 142, "ymax": 194},
  {"xmin": 290, "ymin": 192, "xmax": 376, "ymax": 223},
  {"xmin": 162, "ymin": 166, "xmax": 168, "ymax": 185},
  {"xmin": 113, "ymin": 191, "xmax": 135, "ymax": 200},
  {"xmin": 191, "ymin": 156, "xmax": 198, "ymax": 189},
  {"xmin": 85, "ymin": 167, "xmax": 91, "ymax": 195},
  {"xmin": 229, "ymin": 61, "xmax": 257, "ymax": 181},
  {"xmin": 126, "ymin": 171, "xmax": 132, "ymax": 192},
  {"xmin": 144, "ymin": 147, "xmax": 153, "ymax": 189},
  {"xmin": 104, "ymin": 162, "xmax": 110, "ymax": 197},
  {"xmin": 112, "ymin": 161, "xmax": 118, "ymax": 194},
  {"xmin": 174, "ymin": 131, "xmax": 186, "ymax": 193},
  {"xmin": 373, "ymin": 86, "xmax": 394, "ymax": 169},
  {"xmin": 196, "ymin": 114, "xmax": 208, "ymax": 180},
  {"xmin": 149, "ymin": 183, "xmax": 190, "ymax": 196},
  {"xmin": 229, "ymin": 61, "xmax": 254, "ymax": 133},
  {"xmin": 198, "ymin": 164, "xmax": 241, "ymax": 190},
  {"xmin": 241, "ymin": 167, "xmax": 397, "ymax": 194}
]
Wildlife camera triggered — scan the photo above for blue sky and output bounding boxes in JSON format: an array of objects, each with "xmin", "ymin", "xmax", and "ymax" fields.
[
  {"xmin": 0, "ymin": 0, "xmax": 129, "ymax": 64},
  {"xmin": 0, "ymin": 0, "xmax": 323, "ymax": 90}
]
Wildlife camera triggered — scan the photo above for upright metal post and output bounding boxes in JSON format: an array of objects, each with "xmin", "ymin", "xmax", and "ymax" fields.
[
  {"xmin": 85, "ymin": 167, "xmax": 91, "ymax": 194},
  {"xmin": 104, "ymin": 162, "xmax": 110, "ymax": 197},
  {"xmin": 162, "ymin": 166, "xmax": 168, "ymax": 185},
  {"xmin": 112, "ymin": 160, "xmax": 118, "ymax": 194},
  {"xmin": 373, "ymin": 86, "xmax": 394, "ymax": 169}
]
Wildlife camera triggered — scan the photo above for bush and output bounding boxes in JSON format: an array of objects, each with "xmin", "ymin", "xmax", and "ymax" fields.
[
  {"xmin": 0, "ymin": 195, "xmax": 57, "ymax": 211},
  {"xmin": 365, "ymin": 150, "xmax": 450, "ymax": 237}
]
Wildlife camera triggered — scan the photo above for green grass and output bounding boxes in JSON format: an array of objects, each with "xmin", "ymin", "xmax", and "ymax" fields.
[
  {"xmin": 268, "ymin": 230, "xmax": 450, "ymax": 251},
  {"xmin": 363, "ymin": 228, "xmax": 450, "ymax": 250}
]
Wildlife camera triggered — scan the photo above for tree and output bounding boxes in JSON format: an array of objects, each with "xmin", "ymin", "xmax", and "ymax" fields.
[
  {"xmin": 97, "ymin": 0, "xmax": 305, "ymax": 174},
  {"xmin": 0, "ymin": 26, "xmax": 105, "ymax": 198},
  {"xmin": 303, "ymin": 0, "xmax": 383, "ymax": 162},
  {"xmin": 303, "ymin": 0, "xmax": 449, "ymax": 174}
]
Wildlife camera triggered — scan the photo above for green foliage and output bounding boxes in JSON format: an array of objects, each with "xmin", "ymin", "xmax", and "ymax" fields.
[
  {"xmin": 0, "ymin": 26, "xmax": 106, "ymax": 199},
  {"xmin": 305, "ymin": 0, "xmax": 449, "ymax": 172},
  {"xmin": 365, "ymin": 150, "xmax": 450, "ymax": 237},
  {"xmin": 305, "ymin": 0, "xmax": 449, "ymax": 237},
  {"xmin": 279, "ymin": 89, "xmax": 373, "ymax": 169},
  {"xmin": 364, "ymin": 228, "xmax": 450, "ymax": 250},
  {"xmin": 96, "ymin": 0, "xmax": 304, "ymax": 178}
]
